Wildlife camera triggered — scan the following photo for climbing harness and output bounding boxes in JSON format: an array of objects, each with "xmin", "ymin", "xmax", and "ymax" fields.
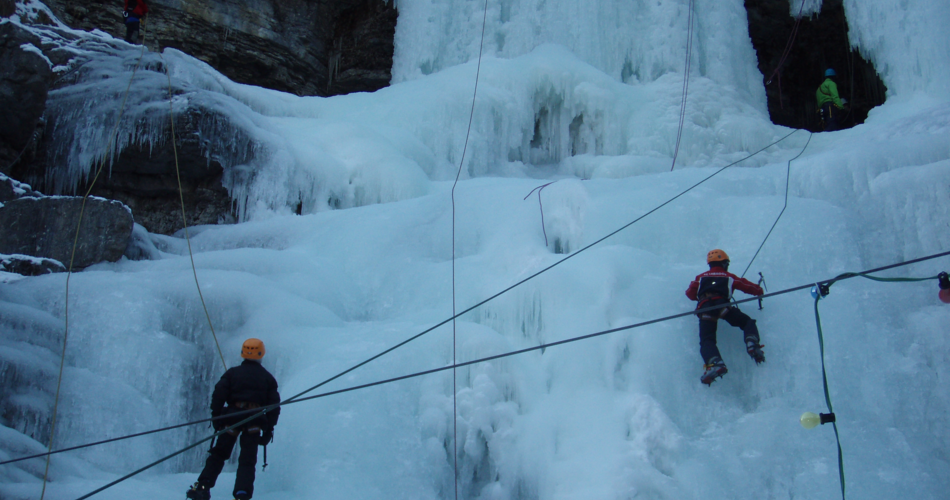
[
  {"xmin": 670, "ymin": 0, "xmax": 695, "ymax": 172},
  {"xmin": 449, "ymin": 0, "xmax": 490, "ymax": 497},
  {"xmin": 65, "ymin": 251, "xmax": 950, "ymax": 500}
]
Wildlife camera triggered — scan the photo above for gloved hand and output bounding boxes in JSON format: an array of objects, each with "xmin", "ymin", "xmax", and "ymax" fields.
[
  {"xmin": 212, "ymin": 418, "xmax": 226, "ymax": 432},
  {"xmin": 261, "ymin": 428, "xmax": 274, "ymax": 444}
]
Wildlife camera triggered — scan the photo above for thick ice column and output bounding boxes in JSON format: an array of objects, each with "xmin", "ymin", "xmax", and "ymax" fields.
[
  {"xmin": 789, "ymin": 0, "xmax": 822, "ymax": 16},
  {"xmin": 843, "ymin": 0, "xmax": 950, "ymax": 99},
  {"xmin": 393, "ymin": 0, "xmax": 767, "ymax": 108}
]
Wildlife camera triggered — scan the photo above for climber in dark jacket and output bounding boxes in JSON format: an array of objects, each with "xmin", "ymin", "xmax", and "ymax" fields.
[
  {"xmin": 123, "ymin": 0, "xmax": 149, "ymax": 44},
  {"xmin": 686, "ymin": 249, "xmax": 765, "ymax": 385},
  {"xmin": 187, "ymin": 339, "xmax": 280, "ymax": 500}
]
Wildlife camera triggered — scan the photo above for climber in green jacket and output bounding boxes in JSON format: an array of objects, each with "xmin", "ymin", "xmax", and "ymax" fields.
[{"xmin": 816, "ymin": 68, "xmax": 846, "ymax": 131}]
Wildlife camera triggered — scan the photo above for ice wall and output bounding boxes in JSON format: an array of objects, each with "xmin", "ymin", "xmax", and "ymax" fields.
[
  {"xmin": 790, "ymin": 0, "xmax": 822, "ymax": 16},
  {"xmin": 843, "ymin": 0, "xmax": 950, "ymax": 99},
  {"xmin": 38, "ymin": 27, "xmax": 777, "ymax": 221},
  {"xmin": 393, "ymin": 0, "xmax": 767, "ymax": 111},
  {"xmin": 37, "ymin": 39, "xmax": 433, "ymax": 220},
  {"xmin": 2, "ymin": 2, "xmax": 950, "ymax": 498}
]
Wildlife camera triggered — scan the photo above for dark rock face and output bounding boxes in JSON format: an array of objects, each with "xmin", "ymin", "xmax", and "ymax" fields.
[
  {"xmin": 1, "ymin": 173, "xmax": 39, "ymax": 203},
  {"xmin": 0, "ymin": 22, "xmax": 51, "ymax": 173},
  {"xmin": 33, "ymin": 67, "xmax": 250, "ymax": 235},
  {"xmin": 0, "ymin": 0, "xmax": 15, "ymax": 18},
  {"xmin": 0, "ymin": 196, "xmax": 134, "ymax": 269},
  {"xmin": 80, "ymin": 108, "xmax": 239, "ymax": 236},
  {"xmin": 0, "ymin": 253, "xmax": 66, "ymax": 275},
  {"xmin": 744, "ymin": 0, "xmax": 886, "ymax": 131},
  {"xmin": 327, "ymin": 0, "xmax": 398, "ymax": 95},
  {"xmin": 43, "ymin": 0, "xmax": 397, "ymax": 97}
]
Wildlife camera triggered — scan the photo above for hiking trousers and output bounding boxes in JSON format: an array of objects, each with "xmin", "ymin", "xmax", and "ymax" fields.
[
  {"xmin": 197, "ymin": 427, "xmax": 261, "ymax": 498},
  {"xmin": 820, "ymin": 103, "xmax": 840, "ymax": 131},
  {"xmin": 698, "ymin": 298, "xmax": 759, "ymax": 364}
]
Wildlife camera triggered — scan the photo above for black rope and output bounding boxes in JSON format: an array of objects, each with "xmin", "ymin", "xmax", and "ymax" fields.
[
  {"xmin": 670, "ymin": 0, "xmax": 694, "ymax": 172},
  {"xmin": 741, "ymin": 131, "xmax": 813, "ymax": 278},
  {"xmin": 66, "ymin": 250, "xmax": 950, "ymax": 499},
  {"xmin": 0, "ymin": 408, "xmax": 259, "ymax": 466},
  {"xmin": 4, "ymin": 129, "xmax": 802, "ymax": 469},
  {"xmin": 73, "ymin": 404, "xmax": 282, "ymax": 500},
  {"xmin": 20, "ymin": 249, "xmax": 947, "ymax": 471},
  {"xmin": 279, "ymin": 256, "xmax": 948, "ymax": 408},
  {"xmin": 524, "ymin": 181, "xmax": 557, "ymax": 246},
  {"xmin": 764, "ymin": 0, "xmax": 807, "ymax": 109}
]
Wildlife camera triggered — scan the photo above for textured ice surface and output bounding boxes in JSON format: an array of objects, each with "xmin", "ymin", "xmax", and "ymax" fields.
[{"xmin": 2, "ymin": 1, "xmax": 950, "ymax": 499}]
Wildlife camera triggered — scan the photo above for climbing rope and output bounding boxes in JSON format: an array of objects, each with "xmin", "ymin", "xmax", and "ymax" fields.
[
  {"xmin": 670, "ymin": 0, "xmax": 694, "ymax": 172},
  {"xmin": 2, "ymin": 134, "xmax": 36, "ymax": 173},
  {"xmin": 41, "ymin": 19, "xmax": 151, "ymax": 500},
  {"xmin": 523, "ymin": 181, "xmax": 557, "ymax": 246},
  {"xmin": 68, "ymin": 250, "xmax": 950, "ymax": 500},
  {"xmin": 808, "ymin": 271, "xmax": 942, "ymax": 500},
  {"xmin": 740, "ymin": 131, "xmax": 813, "ymax": 278},
  {"xmin": 839, "ymin": 18, "xmax": 856, "ymax": 128},
  {"xmin": 253, "ymin": 129, "xmax": 801, "ymax": 421},
  {"xmin": 450, "ymin": 0, "xmax": 490, "ymax": 496},
  {"xmin": 159, "ymin": 51, "xmax": 228, "ymax": 371},
  {"xmin": 764, "ymin": 0, "xmax": 807, "ymax": 110},
  {"xmin": 6, "ymin": 129, "xmax": 804, "ymax": 473}
]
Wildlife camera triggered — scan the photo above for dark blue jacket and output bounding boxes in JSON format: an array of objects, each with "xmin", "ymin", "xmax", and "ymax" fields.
[{"xmin": 211, "ymin": 359, "xmax": 280, "ymax": 430}]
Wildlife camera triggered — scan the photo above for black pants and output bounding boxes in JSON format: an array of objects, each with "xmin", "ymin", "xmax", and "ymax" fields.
[
  {"xmin": 698, "ymin": 298, "xmax": 759, "ymax": 364},
  {"xmin": 820, "ymin": 103, "xmax": 840, "ymax": 131},
  {"xmin": 124, "ymin": 20, "xmax": 140, "ymax": 43},
  {"xmin": 197, "ymin": 428, "xmax": 261, "ymax": 498}
]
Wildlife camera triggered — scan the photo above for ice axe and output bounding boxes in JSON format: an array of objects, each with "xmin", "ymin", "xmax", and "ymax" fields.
[{"xmin": 757, "ymin": 272, "xmax": 767, "ymax": 310}]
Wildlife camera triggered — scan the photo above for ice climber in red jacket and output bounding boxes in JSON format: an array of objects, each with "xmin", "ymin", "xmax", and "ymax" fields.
[
  {"xmin": 686, "ymin": 249, "xmax": 765, "ymax": 385},
  {"xmin": 123, "ymin": 0, "xmax": 149, "ymax": 44}
]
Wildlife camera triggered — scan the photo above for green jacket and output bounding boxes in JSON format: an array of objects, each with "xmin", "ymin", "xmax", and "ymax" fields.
[{"xmin": 816, "ymin": 78, "xmax": 843, "ymax": 109}]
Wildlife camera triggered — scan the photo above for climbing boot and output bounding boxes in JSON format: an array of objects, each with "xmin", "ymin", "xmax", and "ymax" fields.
[
  {"xmin": 233, "ymin": 490, "xmax": 251, "ymax": 500},
  {"xmin": 700, "ymin": 358, "xmax": 728, "ymax": 385},
  {"xmin": 186, "ymin": 482, "xmax": 211, "ymax": 500},
  {"xmin": 746, "ymin": 340, "xmax": 765, "ymax": 364}
]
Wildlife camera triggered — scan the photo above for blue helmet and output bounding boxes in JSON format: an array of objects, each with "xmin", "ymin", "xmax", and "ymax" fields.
[{"xmin": 825, "ymin": 68, "xmax": 836, "ymax": 77}]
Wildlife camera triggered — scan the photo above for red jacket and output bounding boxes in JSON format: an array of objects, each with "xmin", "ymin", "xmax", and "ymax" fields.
[
  {"xmin": 685, "ymin": 268, "xmax": 763, "ymax": 309},
  {"xmin": 124, "ymin": 0, "xmax": 149, "ymax": 18}
]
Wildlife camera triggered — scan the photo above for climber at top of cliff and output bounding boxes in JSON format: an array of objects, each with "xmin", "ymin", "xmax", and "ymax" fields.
[
  {"xmin": 816, "ymin": 68, "xmax": 847, "ymax": 131},
  {"xmin": 123, "ymin": 0, "xmax": 149, "ymax": 44}
]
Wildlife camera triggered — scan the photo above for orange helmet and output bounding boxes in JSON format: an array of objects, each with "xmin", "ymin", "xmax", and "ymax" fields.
[
  {"xmin": 241, "ymin": 338, "xmax": 265, "ymax": 360},
  {"xmin": 706, "ymin": 249, "xmax": 730, "ymax": 264}
]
